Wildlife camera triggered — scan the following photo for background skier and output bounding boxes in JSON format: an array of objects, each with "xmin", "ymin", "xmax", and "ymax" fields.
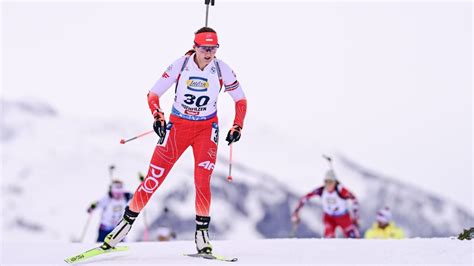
[
  {"xmin": 292, "ymin": 170, "xmax": 360, "ymax": 238},
  {"xmin": 87, "ymin": 180, "xmax": 132, "ymax": 242}
]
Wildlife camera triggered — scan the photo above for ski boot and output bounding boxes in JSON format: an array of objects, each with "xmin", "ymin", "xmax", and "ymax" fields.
[
  {"xmin": 101, "ymin": 206, "xmax": 139, "ymax": 250},
  {"xmin": 195, "ymin": 215, "xmax": 212, "ymax": 254}
]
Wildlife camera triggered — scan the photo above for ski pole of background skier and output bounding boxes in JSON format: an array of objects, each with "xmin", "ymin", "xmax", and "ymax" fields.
[
  {"xmin": 322, "ymin": 154, "xmax": 334, "ymax": 170},
  {"xmin": 108, "ymin": 165, "xmax": 115, "ymax": 181},
  {"xmin": 78, "ymin": 213, "xmax": 93, "ymax": 242},
  {"xmin": 290, "ymin": 221, "xmax": 298, "ymax": 238}
]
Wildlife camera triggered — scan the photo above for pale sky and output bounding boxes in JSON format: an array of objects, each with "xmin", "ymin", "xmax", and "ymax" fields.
[{"xmin": 2, "ymin": 1, "xmax": 472, "ymax": 212}]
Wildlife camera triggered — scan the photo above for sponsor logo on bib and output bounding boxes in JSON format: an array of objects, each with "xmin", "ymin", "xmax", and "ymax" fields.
[
  {"xmin": 186, "ymin": 77, "xmax": 209, "ymax": 92},
  {"xmin": 184, "ymin": 110, "xmax": 200, "ymax": 116}
]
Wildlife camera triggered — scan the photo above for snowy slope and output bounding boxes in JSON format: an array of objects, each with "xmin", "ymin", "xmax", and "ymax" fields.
[
  {"xmin": 1, "ymin": 99, "xmax": 473, "ymax": 243},
  {"xmin": 2, "ymin": 239, "xmax": 473, "ymax": 265}
]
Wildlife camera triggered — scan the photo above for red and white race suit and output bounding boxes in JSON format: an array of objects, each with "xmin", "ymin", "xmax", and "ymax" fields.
[
  {"xmin": 128, "ymin": 53, "xmax": 247, "ymax": 217},
  {"xmin": 294, "ymin": 183, "xmax": 360, "ymax": 238}
]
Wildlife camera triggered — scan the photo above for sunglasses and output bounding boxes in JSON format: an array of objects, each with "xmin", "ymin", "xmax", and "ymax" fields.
[{"xmin": 195, "ymin": 44, "xmax": 219, "ymax": 53}]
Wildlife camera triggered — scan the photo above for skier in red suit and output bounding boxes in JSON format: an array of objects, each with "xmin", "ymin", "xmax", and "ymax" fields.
[
  {"xmin": 100, "ymin": 27, "xmax": 247, "ymax": 254},
  {"xmin": 292, "ymin": 170, "xmax": 360, "ymax": 238}
]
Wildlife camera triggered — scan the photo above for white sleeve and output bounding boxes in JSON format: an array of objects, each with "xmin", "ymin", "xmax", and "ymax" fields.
[
  {"xmin": 150, "ymin": 56, "xmax": 185, "ymax": 97},
  {"xmin": 218, "ymin": 59, "xmax": 246, "ymax": 102},
  {"xmin": 97, "ymin": 195, "xmax": 110, "ymax": 209}
]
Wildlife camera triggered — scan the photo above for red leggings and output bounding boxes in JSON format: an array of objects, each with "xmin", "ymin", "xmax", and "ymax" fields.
[
  {"xmin": 129, "ymin": 115, "xmax": 219, "ymax": 216},
  {"xmin": 323, "ymin": 213, "xmax": 360, "ymax": 238}
]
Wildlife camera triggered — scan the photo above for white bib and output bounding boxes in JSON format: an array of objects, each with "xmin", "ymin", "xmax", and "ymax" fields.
[
  {"xmin": 98, "ymin": 197, "xmax": 129, "ymax": 228},
  {"xmin": 171, "ymin": 57, "xmax": 222, "ymax": 121},
  {"xmin": 321, "ymin": 190, "xmax": 349, "ymax": 216}
]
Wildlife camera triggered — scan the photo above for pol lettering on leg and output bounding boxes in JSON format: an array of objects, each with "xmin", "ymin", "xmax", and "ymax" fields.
[{"xmin": 138, "ymin": 164, "xmax": 166, "ymax": 194}]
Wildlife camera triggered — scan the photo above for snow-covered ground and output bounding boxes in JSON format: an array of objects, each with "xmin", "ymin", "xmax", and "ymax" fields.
[{"xmin": 2, "ymin": 238, "xmax": 473, "ymax": 265}]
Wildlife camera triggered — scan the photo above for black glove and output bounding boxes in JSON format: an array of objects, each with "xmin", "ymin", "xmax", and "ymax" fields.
[
  {"xmin": 226, "ymin": 125, "xmax": 242, "ymax": 145},
  {"xmin": 87, "ymin": 203, "xmax": 97, "ymax": 213},
  {"xmin": 153, "ymin": 109, "xmax": 167, "ymax": 144},
  {"xmin": 138, "ymin": 172, "xmax": 145, "ymax": 182}
]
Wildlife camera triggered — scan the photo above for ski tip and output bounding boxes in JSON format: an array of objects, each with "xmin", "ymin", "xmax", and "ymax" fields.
[
  {"xmin": 116, "ymin": 246, "xmax": 130, "ymax": 251},
  {"xmin": 185, "ymin": 253, "xmax": 238, "ymax": 262},
  {"xmin": 218, "ymin": 256, "xmax": 238, "ymax": 262},
  {"xmin": 64, "ymin": 245, "xmax": 129, "ymax": 264},
  {"xmin": 64, "ymin": 253, "xmax": 85, "ymax": 264},
  {"xmin": 64, "ymin": 257, "xmax": 79, "ymax": 264},
  {"xmin": 120, "ymin": 139, "xmax": 126, "ymax": 144}
]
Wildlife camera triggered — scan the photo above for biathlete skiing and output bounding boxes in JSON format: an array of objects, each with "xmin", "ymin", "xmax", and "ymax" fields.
[
  {"xmin": 65, "ymin": 1, "xmax": 246, "ymax": 263},
  {"xmin": 100, "ymin": 26, "xmax": 247, "ymax": 254},
  {"xmin": 292, "ymin": 170, "xmax": 360, "ymax": 238}
]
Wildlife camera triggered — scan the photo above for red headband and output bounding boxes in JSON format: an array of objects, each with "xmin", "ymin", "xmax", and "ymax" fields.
[{"xmin": 194, "ymin": 32, "xmax": 219, "ymax": 46}]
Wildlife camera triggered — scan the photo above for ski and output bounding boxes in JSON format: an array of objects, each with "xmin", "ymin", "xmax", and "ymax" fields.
[
  {"xmin": 64, "ymin": 245, "xmax": 129, "ymax": 264},
  {"xmin": 184, "ymin": 252, "xmax": 238, "ymax": 262}
]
